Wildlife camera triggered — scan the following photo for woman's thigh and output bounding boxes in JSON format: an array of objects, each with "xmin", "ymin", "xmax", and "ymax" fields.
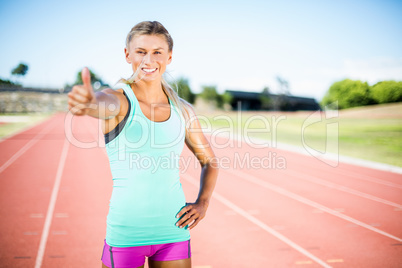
[
  {"xmin": 148, "ymin": 258, "xmax": 191, "ymax": 268},
  {"xmin": 148, "ymin": 239, "xmax": 191, "ymax": 268}
]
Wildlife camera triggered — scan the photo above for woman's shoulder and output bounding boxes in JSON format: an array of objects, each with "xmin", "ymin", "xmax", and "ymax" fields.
[
  {"xmin": 101, "ymin": 85, "xmax": 132, "ymax": 101},
  {"xmin": 107, "ymin": 82, "xmax": 131, "ymax": 95},
  {"xmin": 99, "ymin": 87, "xmax": 130, "ymax": 119},
  {"xmin": 100, "ymin": 86, "xmax": 124, "ymax": 95}
]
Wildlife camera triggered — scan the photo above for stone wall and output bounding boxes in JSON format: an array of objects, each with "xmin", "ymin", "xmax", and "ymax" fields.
[{"xmin": 0, "ymin": 91, "xmax": 68, "ymax": 113}]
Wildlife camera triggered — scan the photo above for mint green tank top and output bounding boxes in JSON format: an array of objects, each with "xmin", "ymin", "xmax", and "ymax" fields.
[{"xmin": 104, "ymin": 84, "xmax": 190, "ymax": 247}]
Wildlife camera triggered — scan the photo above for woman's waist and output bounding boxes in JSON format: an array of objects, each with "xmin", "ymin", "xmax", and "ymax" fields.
[
  {"xmin": 109, "ymin": 179, "xmax": 185, "ymax": 204},
  {"xmin": 108, "ymin": 192, "xmax": 186, "ymax": 224}
]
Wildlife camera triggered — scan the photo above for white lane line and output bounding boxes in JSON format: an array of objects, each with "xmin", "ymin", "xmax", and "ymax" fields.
[
  {"xmin": 209, "ymin": 131, "xmax": 402, "ymax": 189},
  {"xmin": 327, "ymin": 259, "xmax": 344, "ymax": 263},
  {"xmin": 284, "ymin": 169, "xmax": 402, "ymax": 209},
  {"xmin": 247, "ymin": 209, "xmax": 260, "ymax": 215},
  {"xmin": 0, "ymin": 121, "xmax": 55, "ymax": 174},
  {"xmin": 208, "ymin": 131, "xmax": 402, "ymax": 175},
  {"xmin": 334, "ymin": 208, "xmax": 345, "ymax": 213},
  {"xmin": 272, "ymin": 225, "xmax": 286, "ymax": 231},
  {"xmin": 225, "ymin": 168, "xmax": 402, "ymax": 243},
  {"xmin": 329, "ymin": 168, "xmax": 402, "ymax": 190},
  {"xmin": 34, "ymin": 139, "xmax": 69, "ymax": 268},
  {"xmin": 182, "ymin": 174, "xmax": 332, "ymax": 268},
  {"xmin": 312, "ymin": 209, "xmax": 325, "ymax": 214}
]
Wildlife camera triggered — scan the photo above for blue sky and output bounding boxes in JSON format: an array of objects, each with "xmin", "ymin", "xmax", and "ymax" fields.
[{"xmin": 1, "ymin": 0, "xmax": 401, "ymax": 100}]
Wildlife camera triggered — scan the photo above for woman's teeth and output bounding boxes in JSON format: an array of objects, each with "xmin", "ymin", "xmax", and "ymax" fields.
[{"xmin": 142, "ymin": 68, "xmax": 157, "ymax": 73}]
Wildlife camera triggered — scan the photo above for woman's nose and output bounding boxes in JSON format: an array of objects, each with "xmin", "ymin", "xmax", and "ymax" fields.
[{"xmin": 143, "ymin": 53, "xmax": 153, "ymax": 64}]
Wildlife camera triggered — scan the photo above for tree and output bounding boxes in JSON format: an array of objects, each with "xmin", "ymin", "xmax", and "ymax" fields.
[
  {"xmin": 371, "ymin": 80, "xmax": 402, "ymax": 104},
  {"xmin": 12, "ymin": 63, "xmax": 29, "ymax": 76},
  {"xmin": 259, "ymin": 86, "xmax": 272, "ymax": 110},
  {"xmin": 199, "ymin": 86, "xmax": 233, "ymax": 109},
  {"xmin": 11, "ymin": 63, "xmax": 29, "ymax": 83},
  {"xmin": 0, "ymin": 78, "xmax": 18, "ymax": 86},
  {"xmin": 176, "ymin": 78, "xmax": 195, "ymax": 104},
  {"xmin": 321, "ymin": 79, "xmax": 375, "ymax": 109},
  {"xmin": 220, "ymin": 91, "xmax": 233, "ymax": 109},
  {"xmin": 199, "ymin": 86, "xmax": 219, "ymax": 101}
]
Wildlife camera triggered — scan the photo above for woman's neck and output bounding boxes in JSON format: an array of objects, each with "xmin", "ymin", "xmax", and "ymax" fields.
[{"xmin": 131, "ymin": 79, "xmax": 167, "ymax": 104}]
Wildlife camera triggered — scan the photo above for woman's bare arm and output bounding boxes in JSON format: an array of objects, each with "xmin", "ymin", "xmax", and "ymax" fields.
[{"xmin": 176, "ymin": 104, "xmax": 219, "ymax": 230}]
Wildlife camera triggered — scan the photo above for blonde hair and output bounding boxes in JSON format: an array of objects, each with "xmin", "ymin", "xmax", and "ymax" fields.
[{"xmin": 118, "ymin": 21, "xmax": 193, "ymax": 129}]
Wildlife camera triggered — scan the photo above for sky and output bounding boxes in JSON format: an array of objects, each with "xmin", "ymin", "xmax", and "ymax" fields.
[{"xmin": 1, "ymin": 0, "xmax": 401, "ymax": 100}]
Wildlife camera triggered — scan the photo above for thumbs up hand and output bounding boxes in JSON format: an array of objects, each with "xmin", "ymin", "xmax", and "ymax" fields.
[{"xmin": 68, "ymin": 67, "xmax": 96, "ymax": 115}]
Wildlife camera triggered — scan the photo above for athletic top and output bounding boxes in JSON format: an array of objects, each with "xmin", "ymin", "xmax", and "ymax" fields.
[{"xmin": 104, "ymin": 83, "xmax": 190, "ymax": 247}]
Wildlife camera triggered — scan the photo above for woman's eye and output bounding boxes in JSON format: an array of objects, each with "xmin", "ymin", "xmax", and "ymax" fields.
[
  {"xmin": 137, "ymin": 51, "xmax": 145, "ymax": 54},
  {"xmin": 154, "ymin": 51, "xmax": 161, "ymax": 54}
]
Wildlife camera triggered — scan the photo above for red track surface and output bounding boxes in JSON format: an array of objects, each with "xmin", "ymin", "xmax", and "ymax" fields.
[{"xmin": 0, "ymin": 113, "xmax": 401, "ymax": 268}]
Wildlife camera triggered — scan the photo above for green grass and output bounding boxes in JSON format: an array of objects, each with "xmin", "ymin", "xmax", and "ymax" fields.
[
  {"xmin": 199, "ymin": 104, "xmax": 402, "ymax": 167},
  {"xmin": 0, "ymin": 113, "xmax": 53, "ymax": 139}
]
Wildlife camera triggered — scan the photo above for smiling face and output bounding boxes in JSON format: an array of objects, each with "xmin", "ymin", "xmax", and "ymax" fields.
[{"xmin": 125, "ymin": 34, "xmax": 172, "ymax": 83}]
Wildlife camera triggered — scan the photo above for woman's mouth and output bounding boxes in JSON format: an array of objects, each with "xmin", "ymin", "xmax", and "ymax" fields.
[{"xmin": 142, "ymin": 68, "xmax": 157, "ymax": 74}]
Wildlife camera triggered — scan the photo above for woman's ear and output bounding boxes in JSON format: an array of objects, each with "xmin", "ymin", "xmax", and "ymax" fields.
[
  {"xmin": 124, "ymin": 48, "xmax": 131, "ymax": 64},
  {"xmin": 167, "ymin": 51, "xmax": 173, "ymax": 65}
]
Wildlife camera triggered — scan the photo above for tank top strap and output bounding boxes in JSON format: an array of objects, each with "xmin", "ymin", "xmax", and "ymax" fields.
[
  {"xmin": 120, "ymin": 84, "xmax": 135, "ymax": 104},
  {"xmin": 104, "ymin": 84, "xmax": 134, "ymax": 144},
  {"xmin": 119, "ymin": 83, "xmax": 137, "ymax": 116}
]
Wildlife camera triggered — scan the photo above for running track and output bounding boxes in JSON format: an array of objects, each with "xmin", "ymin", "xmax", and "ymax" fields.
[{"xmin": 0, "ymin": 113, "xmax": 401, "ymax": 268}]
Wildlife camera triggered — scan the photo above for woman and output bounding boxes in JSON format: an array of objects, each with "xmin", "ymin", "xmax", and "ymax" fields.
[{"xmin": 68, "ymin": 21, "xmax": 219, "ymax": 268}]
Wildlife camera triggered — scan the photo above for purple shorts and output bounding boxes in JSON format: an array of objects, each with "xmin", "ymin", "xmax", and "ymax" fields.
[{"xmin": 101, "ymin": 239, "xmax": 191, "ymax": 268}]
